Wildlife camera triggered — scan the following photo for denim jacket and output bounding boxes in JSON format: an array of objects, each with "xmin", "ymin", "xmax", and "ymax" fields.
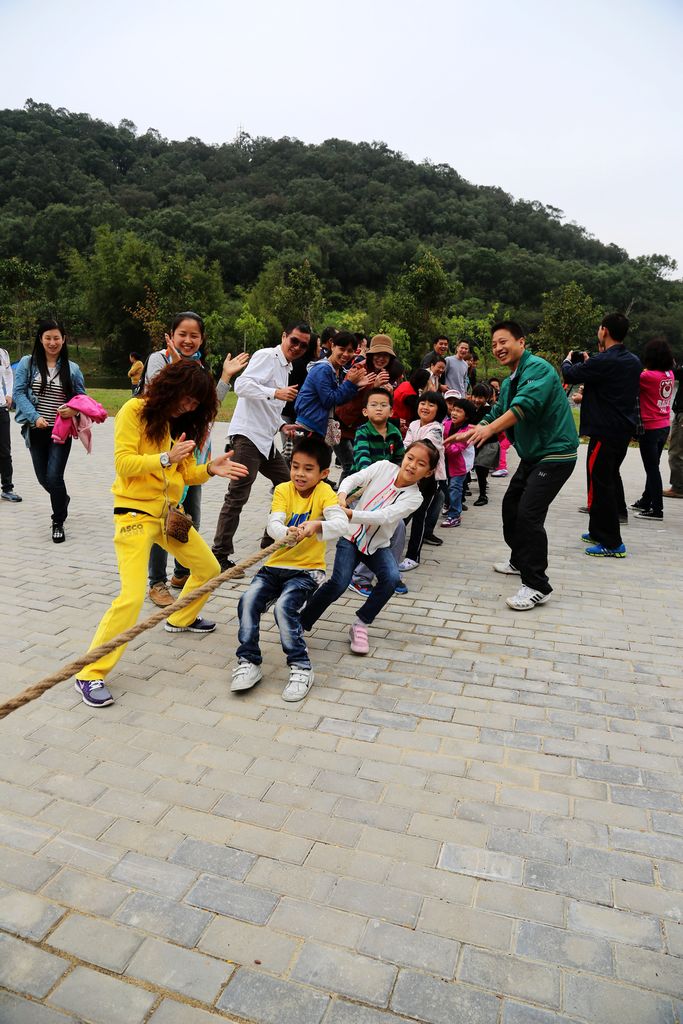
[
  {"xmin": 294, "ymin": 360, "xmax": 358, "ymax": 436},
  {"xmin": 13, "ymin": 355, "xmax": 86, "ymax": 437}
]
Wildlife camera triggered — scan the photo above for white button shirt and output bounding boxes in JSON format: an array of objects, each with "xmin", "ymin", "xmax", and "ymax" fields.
[{"xmin": 228, "ymin": 345, "xmax": 292, "ymax": 457}]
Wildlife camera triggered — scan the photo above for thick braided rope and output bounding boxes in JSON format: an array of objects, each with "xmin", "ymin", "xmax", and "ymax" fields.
[{"xmin": 0, "ymin": 540, "xmax": 283, "ymax": 721}]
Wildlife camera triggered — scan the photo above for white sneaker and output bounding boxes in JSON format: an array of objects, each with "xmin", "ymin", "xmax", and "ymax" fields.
[
  {"xmin": 493, "ymin": 561, "xmax": 521, "ymax": 575},
  {"xmin": 506, "ymin": 586, "xmax": 551, "ymax": 611},
  {"xmin": 491, "ymin": 469, "xmax": 508, "ymax": 477},
  {"xmin": 282, "ymin": 666, "xmax": 314, "ymax": 702},
  {"xmin": 398, "ymin": 558, "xmax": 419, "ymax": 572},
  {"xmin": 231, "ymin": 661, "xmax": 263, "ymax": 692}
]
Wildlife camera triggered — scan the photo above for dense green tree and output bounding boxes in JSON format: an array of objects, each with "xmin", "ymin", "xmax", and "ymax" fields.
[{"xmin": 534, "ymin": 282, "xmax": 603, "ymax": 366}]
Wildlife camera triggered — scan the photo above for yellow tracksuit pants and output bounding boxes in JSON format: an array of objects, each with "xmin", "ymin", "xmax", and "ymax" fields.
[{"xmin": 79, "ymin": 511, "xmax": 220, "ymax": 681}]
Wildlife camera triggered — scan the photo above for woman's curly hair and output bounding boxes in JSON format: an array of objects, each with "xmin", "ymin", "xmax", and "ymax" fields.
[{"xmin": 140, "ymin": 360, "xmax": 218, "ymax": 447}]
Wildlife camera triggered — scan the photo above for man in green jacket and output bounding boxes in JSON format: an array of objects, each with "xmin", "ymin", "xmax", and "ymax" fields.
[{"xmin": 465, "ymin": 321, "xmax": 578, "ymax": 611}]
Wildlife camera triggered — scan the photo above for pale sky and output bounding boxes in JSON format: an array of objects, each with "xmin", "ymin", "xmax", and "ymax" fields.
[{"xmin": 2, "ymin": 0, "xmax": 682, "ymax": 275}]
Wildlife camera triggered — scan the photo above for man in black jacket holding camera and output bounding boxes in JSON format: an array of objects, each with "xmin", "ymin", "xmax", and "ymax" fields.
[{"xmin": 561, "ymin": 313, "xmax": 641, "ymax": 557}]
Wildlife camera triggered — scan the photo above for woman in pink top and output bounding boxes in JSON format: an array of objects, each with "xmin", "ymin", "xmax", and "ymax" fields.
[{"xmin": 632, "ymin": 338, "xmax": 675, "ymax": 520}]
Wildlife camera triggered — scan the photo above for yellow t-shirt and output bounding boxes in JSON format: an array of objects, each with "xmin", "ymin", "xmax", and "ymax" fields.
[{"xmin": 266, "ymin": 480, "xmax": 339, "ymax": 571}]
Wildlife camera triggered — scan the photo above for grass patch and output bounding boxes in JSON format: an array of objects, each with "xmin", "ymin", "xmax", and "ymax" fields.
[{"xmin": 89, "ymin": 389, "xmax": 238, "ymax": 422}]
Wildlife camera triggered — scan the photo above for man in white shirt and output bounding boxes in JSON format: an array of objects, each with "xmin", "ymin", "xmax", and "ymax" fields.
[
  {"xmin": 444, "ymin": 340, "xmax": 471, "ymax": 396},
  {"xmin": 0, "ymin": 348, "xmax": 22, "ymax": 502},
  {"xmin": 211, "ymin": 322, "xmax": 310, "ymax": 571}
]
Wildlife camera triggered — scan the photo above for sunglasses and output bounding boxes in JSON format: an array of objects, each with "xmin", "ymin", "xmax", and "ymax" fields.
[{"xmin": 287, "ymin": 338, "xmax": 309, "ymax": 350}]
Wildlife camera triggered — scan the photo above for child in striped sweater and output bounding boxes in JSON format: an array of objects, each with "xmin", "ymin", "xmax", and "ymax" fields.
[{"xmin": 299, "ymin": 442, "xmax": 438, "ymax": 655}]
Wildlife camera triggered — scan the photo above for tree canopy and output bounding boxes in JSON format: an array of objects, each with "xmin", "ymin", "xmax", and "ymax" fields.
[{"xmin": 1, "ymin": 100, "xmax": 681, "ymax": 364}]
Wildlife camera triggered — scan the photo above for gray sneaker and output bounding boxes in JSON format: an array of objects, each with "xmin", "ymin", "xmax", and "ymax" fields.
[
  {"xmin": 493, "ymin": 561, "xmax": 520, "ymax": 575},
  {"xmin": 231, "ymin": 661, "xmax": 263, "ymax": 692}
]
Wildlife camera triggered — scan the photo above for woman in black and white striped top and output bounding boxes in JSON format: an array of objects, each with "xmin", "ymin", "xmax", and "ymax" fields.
[{"xmin": 13, "ymin": 319, "xmax": 86, "ymax": 543}]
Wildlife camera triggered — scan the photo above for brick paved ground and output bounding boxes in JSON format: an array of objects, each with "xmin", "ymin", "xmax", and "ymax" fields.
[{"xmin": 1, "ymin": 416, "xmax": 682, "ymax": 1024}]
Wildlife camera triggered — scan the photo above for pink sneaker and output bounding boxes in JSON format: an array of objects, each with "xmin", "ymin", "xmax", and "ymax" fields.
[{"xmin": 349, "ymin": 622, "xmax": 369, "ymax": 655}]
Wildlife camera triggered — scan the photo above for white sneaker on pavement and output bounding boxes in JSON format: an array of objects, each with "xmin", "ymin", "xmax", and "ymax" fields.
[
  {"xmin": 398, "ymin": 558, "xmax": 419, "ymax": 572},
  {"xmin": 493, "ymin": 561, "xmax": 521, "ymax": 575},
  {"xmin": 282, "ymin": 666, "xmax": 314, "ymax": 702},
  {"xmin": 231, "ymin": 661, "xmax": 263, "ymax": 692},
  {"xmin": 506, "ymin": 586, "xmax": 551, "ymax": 611}
]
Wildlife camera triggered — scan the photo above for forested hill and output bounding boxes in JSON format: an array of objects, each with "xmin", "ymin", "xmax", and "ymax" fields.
[{"xmin": 1, "ymin": 101, "xmax": 682, "ymax": 362}]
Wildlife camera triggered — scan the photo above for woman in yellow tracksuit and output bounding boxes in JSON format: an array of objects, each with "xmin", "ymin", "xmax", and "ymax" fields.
[{"xmin": 75, "ymin": 360, "xmax": 249, "ymax": 708}]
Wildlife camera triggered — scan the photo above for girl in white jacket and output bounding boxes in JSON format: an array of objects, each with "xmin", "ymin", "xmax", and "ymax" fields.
[{"xmin": 299, "ymin": 442, "xmax": 438, "ymax": 655}]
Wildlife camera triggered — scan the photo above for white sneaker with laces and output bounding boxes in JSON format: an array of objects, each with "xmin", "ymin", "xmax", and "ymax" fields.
[
  {"xmin": 506, "ymin": 585, "xmax": 551, "ymax": 611},
  {"xmin": 493, "ymin": 561, "xmax": 521, "ymax": 575},
  {"xmin": 231, "ymin": 661, "xmax": 263, "ymax": 692},
  {"xmin": 282, "ymin": 666, "xmax": 314, "ymax": 702},
  {"xmin": 398, "ymin": 557, "xmax": 419, "ymax": 572}
]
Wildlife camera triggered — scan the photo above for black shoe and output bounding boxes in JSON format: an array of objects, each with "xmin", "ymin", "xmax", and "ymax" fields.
[
  {"xmin": 217, "ymin": 557, "xmax": 245, "ymax": 579},
  {"xmin": 636, "ymin": 509, "xmax": 663, "ymax": 520},
  {"xmin": 165, "ymin": 616, "xmax": 216, "ymax": 634},
  {"xmin": 473, "ymin": 496, "xmax": 488, "ymax": 507},
  {"xmin": 619, "ymin": 513, "xmax": 628, "ymax": 525},
  {"xmin": 52, "ymin": 523, "xmax": 65, "ymax": 543},
  {"xmin": 577, "ymin": 505, "xmax": 589, "ymax": 514},
  {"xmin": 461, "ymin": 503, "xmax": 468, "ymax": 511},
  {"xmin": 630, "ymin": 499, "xmax": 649, "ymax": 512},
  {"xmin": 423, "ymin": 534, "xmax": 443, "ymax": 546}
]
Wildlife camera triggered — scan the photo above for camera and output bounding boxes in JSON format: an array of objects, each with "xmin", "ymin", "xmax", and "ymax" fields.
[{"xmin": 570, "ymin": 350, "xmax": 587, "ymax": 364}]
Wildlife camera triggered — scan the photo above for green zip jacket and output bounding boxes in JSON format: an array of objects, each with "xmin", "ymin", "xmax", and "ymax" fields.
[{"xmin": 481, "ymin": 350, "xmax": 578, "ymax": 464}]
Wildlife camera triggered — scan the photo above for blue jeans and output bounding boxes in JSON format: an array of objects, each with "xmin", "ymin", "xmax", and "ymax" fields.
[
  {"xmin": 446, "ymin": 474, "xmax": 466, "ymax": 517},
  {"xmin": 149, "ymin": 484, "xmax": 202, "ymax": 585},
  {"xmin": 28, "ymin": 428, "xmax": 72, "ymax": 523},
  {"xmin": 638, "ymin": 426, "xmax": 669, "ymax": 515},
  {"xmin": 354, "ymin": 519, "xmax": 405, "ymax": 586},
  {"xmin": 237, "ymin": 566, "xmax": 318, "ymax": 668},
  {"xmin": 300, "ymin": 538, "xmax": 401, "ymax": 628}
]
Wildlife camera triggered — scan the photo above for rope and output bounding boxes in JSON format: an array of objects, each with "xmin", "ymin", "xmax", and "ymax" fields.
[{"xmin": 0, "ymin": 540, "xmax": 283, "ymax": 722}]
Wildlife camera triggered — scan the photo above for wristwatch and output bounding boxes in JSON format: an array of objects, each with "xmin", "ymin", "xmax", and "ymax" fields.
[{"xmin": 159, "ymin": 452, "xmax": 171, "ymax": 469}]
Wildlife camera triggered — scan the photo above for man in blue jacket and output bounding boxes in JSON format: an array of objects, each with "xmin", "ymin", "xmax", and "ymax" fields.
[{"xmin": 561, "ymin": 313, "xmax": 641, "ymax": 557}]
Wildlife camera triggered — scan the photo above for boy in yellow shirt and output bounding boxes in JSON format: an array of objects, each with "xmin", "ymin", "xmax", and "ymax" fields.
[{"xmin": 231, "ymin": 437, "xmax": 348, "ymax": 702}]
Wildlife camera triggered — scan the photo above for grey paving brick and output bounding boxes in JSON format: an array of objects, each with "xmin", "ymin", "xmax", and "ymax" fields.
[
  {"xmin": 0, "ymin": 933, "xmax": 69, "ymax": 998},
  {"xmin": 459, "ymin": 947, "xmax": 560, "ymax": 1008},
  {"xmin": 564, "ymin": 973, "xmax": 675, "ymax": 1024},
  {"xmin": 41, "ymin": 832, "xmax": 122, "ymax": 873},
  {"xmin": 115, "ymin": 890, "xmax": 211, "ymax": 946},
  {"xmin": 43, "ymin": 867, "xmax": 130, "ymax": 916},
  {"xmin": 0, "ymin": 991, "xmax": 77, "ymax": 1024},
  {"xmin": 270, "ymin": 896, "xmax": 366, "ymax": 948},
  {"xmin": 419, "ymin": 898, "xmax": 513, "ymax": 950},
  {"xmin": 186, "ymin": 872, "xmax": 279, "ymax": 923},
  {"xmin": 569, "ymin": 844, "xmax": 654, "ymax": 883},
  {"xmin": 324, "ymin": 1005, "xmax": 411, "ymax": 1024},
  {"xmin": 502, "ymin": 1004, "xmax": 584, "ymax": 1024},
  {"xmin": 169, "ymin": 835, "xmax": 256, "ymax": 879},
  {"xmin": 487, "ymin": 826, "xmax": 568, "ymax": 865},
  {"xmin": 149, "ymin": 1000, "xmax": 227, "ymax": 1024},
  {"xmin": 49, "ymin": 965, "xmax": 156, "ymax": 1024},
  {"xmin": 0, "ymin": 846, "xmax": 60, "ymax": 892},
  {"xmin": 217, "ymin": 967, "xmax": 329, "ymax": 1024},
  {"xmin": 198, "ymin": 915, "xmax": 299, "ymax": 973},
  {"xmin": 615, "ymin": 945, "xmax": 683, "ymax": 998},
  {"xmin": 214, "ymin": 792, "xmax": 290, "ymax": 828},
  {"xmin": 516, "ymin": 920, "xmax": 613, "ymax": 974},
  {"xmin": 391, "ymin": 968, "xmax": 500, "ymax": 1024},
  {"xmin": 524, "ymin": 860, "xmax": 612, "ymax": 904},
  {"xmin": 615, "ymin": 879, "xmax": 683, "ymax": 921},
  {"xmin": 292, "ymin": 941, "xmax": 397, "ymax": 1006},
  {"xmin": 359, "ymin": 919, "xmax": 460, "ymax": 977},
  {"xmin": 567, "ymin": 900, "xmax": 662, "ymax": 949},
  {"xmin": 126, "ymin": 936, "xmax": 232, "ymax": 1001},
  {"xmin": 328, "ymin": 877, "xmax": 421, "ymax": 927},
  {"xmin": 47, "ymin": 913, "xmax": 143, "ymax": 972},
  {"xmin": 110, "ymin": 851, "xmax": 195, "ymax": 898},
  {"xmin": 0, "ymin": 888, "xmax": 66, "ymax": 940},
  {"xmin": 439, "ymin": 844, "xmax": 523, "ymax": 883},
  {"xmin": 0, "ymin": 813, "xmax": 57, "ymax": 853},
  {"xmin": 476, "ymin": 879, "xmax": 565, "ymax": 926}
]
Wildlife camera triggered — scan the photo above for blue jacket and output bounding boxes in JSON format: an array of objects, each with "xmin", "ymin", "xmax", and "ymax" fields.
[
  {"xmin": 295, "ymin": 359, "xmax": 358, "ymax": 437},
  {"xmin": 14, "ymin": 354, "xmax": 86, "ymax": 433},
  {"xmin": 562, "ymin": 345, "xmax": 641, "ymax": 440}
]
